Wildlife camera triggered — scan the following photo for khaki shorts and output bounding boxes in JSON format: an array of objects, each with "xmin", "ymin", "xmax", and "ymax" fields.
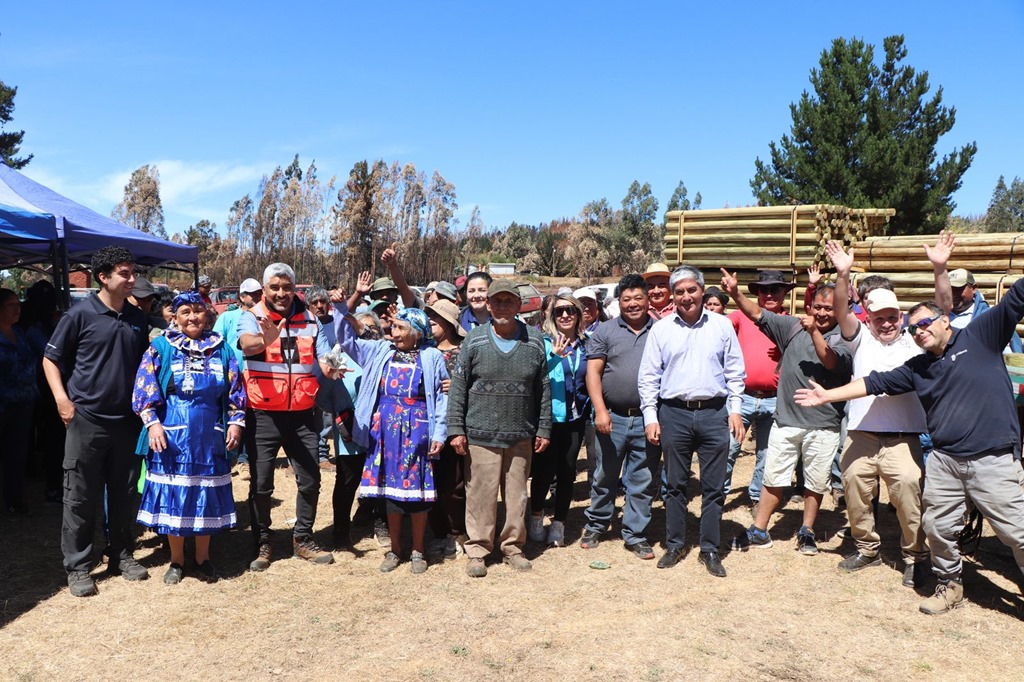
[{"xmin": 763, "ymin": 425, "xmax": 841, "ymax": 495}]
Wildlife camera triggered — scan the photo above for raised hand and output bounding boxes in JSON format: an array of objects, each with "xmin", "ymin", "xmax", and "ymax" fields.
[
  {"xmin": 552, "ymin": 332, "xmax": 569, "ymax": 357},
  {"xmin": 355, "ymin": 270, "xmax": 373, "ymax": 296},
  {"xmin": 825, "ymin": 240, "xmax": 854, "ymax": 276},
  {"xmin": 719, "ymin": 268, "xmax": 739, "ymax": 296},
  {"xmin": 924, "ymin": 230, "xmax": 955, "ymax": 269},
  {"xmin": 807, "ymin": 263, "xmax": 823, "ymax": 286}
]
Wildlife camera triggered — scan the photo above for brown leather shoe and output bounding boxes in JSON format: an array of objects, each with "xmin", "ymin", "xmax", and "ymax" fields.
[
  {"xmin": 250, "ymin": 543, "xmax": 272, "ymax": 572},
  {"xmin": 293, "ymin": 537, "xmax": 335, "ymax": 565}
]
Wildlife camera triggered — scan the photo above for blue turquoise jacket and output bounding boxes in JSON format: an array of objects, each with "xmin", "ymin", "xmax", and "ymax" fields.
[
  {"xmin": 543, "ymin": 336, "xmax": 590, "ymax": 424},
  {"xmin": 332, "ymin": 300, "xmax": 449, "ymax": 449}
]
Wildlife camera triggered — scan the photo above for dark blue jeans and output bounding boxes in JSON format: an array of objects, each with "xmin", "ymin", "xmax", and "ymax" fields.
[{"xmin": 661, "ymin": 402, "xmax": 729, "ymax": 553}]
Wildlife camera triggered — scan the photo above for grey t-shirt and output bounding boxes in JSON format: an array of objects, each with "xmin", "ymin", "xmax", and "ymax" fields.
[
  {"xmin": 755, "ymin": 310, "xmax": 852, "ymax": 429},
  {"xmin": 587, "ymin": 315, "xmax": 654, "ymax": 412}
]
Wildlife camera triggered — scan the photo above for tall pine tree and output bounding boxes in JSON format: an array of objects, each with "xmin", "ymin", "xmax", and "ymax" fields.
[
  {"xmin": 751, "ymin": 35, "xmax": 976, "ymax": 234},
  {"xmin": 0, "ymin": 79, "xmax": 31, "ymax": 169}
]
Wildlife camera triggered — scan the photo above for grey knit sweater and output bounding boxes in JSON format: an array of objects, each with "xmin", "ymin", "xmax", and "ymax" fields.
[{"xmin": 447, "ymin": 321, "xmax": 552, "ymax": 447}]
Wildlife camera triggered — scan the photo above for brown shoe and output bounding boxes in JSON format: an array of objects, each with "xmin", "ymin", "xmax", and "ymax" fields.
[
  {"xmin": 250, "ymin": 543, "xmax": 272, "ymax": 572},
  {"xmin": 237, "ymin": 462, "xmax": 250, "ymax": 481},
  {"xmin": 920, "ymin": 580, "xmax": 964, "ymax": 615},
  {"xmin": 319, "ymin": 459, "xmax": 337, "ymax": 472},
  {"xmin": 466, "ymin": 558, "xmax": 487, "ymax": 578},
  {"xmin": 503, "ymin": 553, "xmax": 532, "ymax": 571},
  {"xmin": 293, "ymin": 537, "xmax": 335, "ymax": 565}
]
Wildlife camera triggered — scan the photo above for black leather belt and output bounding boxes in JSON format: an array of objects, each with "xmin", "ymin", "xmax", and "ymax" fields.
[
  {"xmin": 745, "ymin": 389, "xmax": 777, "ymax": 399},
  {"xmin": 610, "ymin": 407, "xmax": 643, "ymax": 417},
  {"xmin": 871, "ymin": 431, "xmax": 921, "ymax": 439},
  {"xmin": 662, "ymin": 396, "xmax": 727, "ymax": 410}
]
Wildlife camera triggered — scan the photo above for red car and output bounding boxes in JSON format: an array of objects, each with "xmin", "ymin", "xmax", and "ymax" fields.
[
  {"xmin": 517, "ymin": 283, "xmax": 544, "ymax": 324},
  {"xmin": 209, "ymin": 287, "xmax": 239, "ymax": 314}
]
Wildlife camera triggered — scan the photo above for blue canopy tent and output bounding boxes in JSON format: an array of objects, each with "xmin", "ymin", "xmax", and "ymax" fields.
[{"xmin": 0, "ymin": 163, "xmax": 199, "ymax": 304}]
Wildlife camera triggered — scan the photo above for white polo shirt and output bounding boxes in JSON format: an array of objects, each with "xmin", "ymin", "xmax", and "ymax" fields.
[{"xmin": 842, "ymin": 322, "xmax": 928, "ymax": 432}]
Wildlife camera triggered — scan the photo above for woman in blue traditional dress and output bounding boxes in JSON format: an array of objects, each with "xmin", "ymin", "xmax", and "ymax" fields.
[
  {"xmin": 330, "ymin": 296, "xmax": 449, "ymax": 575},
  {"xmin": 132, "ymin": 292, "xmax": 246, "ymax": 585}
]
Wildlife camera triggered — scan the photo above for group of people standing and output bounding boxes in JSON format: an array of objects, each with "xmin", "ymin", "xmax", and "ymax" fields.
[{"xmin": 18, "ymin": 232, "xmax": 1024, "ymax": 617}]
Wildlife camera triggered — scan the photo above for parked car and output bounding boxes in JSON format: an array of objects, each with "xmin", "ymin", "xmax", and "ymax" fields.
[
  {"xmin": 517, "ymin": 283, "xmax": 544, "ymax": 324},
  {"xmin": 69, "ymin": 288, "xmax": 98, "ymax": 306},
  {"xmin": 209, "ymin": 287, "xmax": 239, "ymax": 314}
]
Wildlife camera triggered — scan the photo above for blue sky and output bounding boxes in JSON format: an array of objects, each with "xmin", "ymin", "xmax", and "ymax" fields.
[{"xmin": 3, "ymin": 2, "xmax": 1022, "ymax": 237}]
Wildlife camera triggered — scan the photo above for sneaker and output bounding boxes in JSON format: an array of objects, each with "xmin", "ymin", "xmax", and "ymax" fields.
[
  {"xmin": 919, "ymin": 580, "xmax": 964, "ymax": 615},
  {"xmin": 580, "ymin": 530, "xmax": 601, "ymax": 549},
  {"xmin": 546, "ymin": 521, "xmax": 565, "ymax": 547},
  {"xmin": 67, "ymin": 571, "xmax": 97, "ymax": 597},
  {"xmin": 796, "ymin": 528, "xmax": 818, "ymax": 556},
  {"xmin": 732, "ymin": 525, "xmax": 773, "ymax": 551},
  {"xmin": 528, "ymin": 514, "xmax": 546, "ymax": 543},
  {"xmin": 293, "ymin": 537, "xmax": 335, "ymax": 564},
  {"xmin": 379, "ymin": 551, "xmax": 401, "ymax": 573},
  {"xmin": 250, "ymin": 543, "xmax": 272, "ymax": 572},
  {"xmin": 195, "ymin": 560, "xmax": 218, "ymax": 583},
  {"xmin": 111, "ymin": 556, "xmax": 150, "ymax": 581},
  {"xmin": 410, "ymin": 551, "xmax": 428, "ymax": 574},
  {"xmin": 902, "ymin": 561, "xmax": 932, "ymax": 588},
  {"xmin": 373, "ymin": 520, "xmax": 391, "ymax": 548},
  {"xmin": 837, "ymin": 552, "xmax": 882, "ymax": 572},
  {"xmin": 163, "ymin": 563, "xmax": 184, "ymax": 585},
  {"xmin": 625, "ymin": 540, "xmax": 655, "ymax": 560},
  {"xmin": 503, "ymin": 553, "xmax": 533, "ymax": 571},
  {"xmin": 466, "ymin": 557, "xmax": 487, "ymax": 578}
]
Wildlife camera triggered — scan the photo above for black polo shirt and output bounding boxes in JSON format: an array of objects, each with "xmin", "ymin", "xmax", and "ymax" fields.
[
  {"xmin": 586, "ymin": 314, "xmax": 654, "ymax": 412},
  {"xmin": 44, "ymin": 293, "xmax": 149, "ymax": 422}
]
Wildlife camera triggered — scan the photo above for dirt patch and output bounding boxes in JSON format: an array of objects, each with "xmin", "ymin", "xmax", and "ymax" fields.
[{"xmin": 1, "ymin": 453, "xmax": 1022, "ymax": 681}]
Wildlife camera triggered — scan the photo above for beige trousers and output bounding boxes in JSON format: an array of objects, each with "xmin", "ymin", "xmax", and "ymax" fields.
[
  {"xmin": 840, "ymin": 431, "xmax": 928, "ymax": 563},
  {"xmin": 464, "ymin": 439, "xmax": 533, "ymax": 559}
]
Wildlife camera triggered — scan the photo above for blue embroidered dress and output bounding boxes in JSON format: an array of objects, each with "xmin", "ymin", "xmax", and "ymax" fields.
[
  {"xmin": 360, "ymin": 352, "xmax": 436, "ymax": 504},
  {"xmin": 132, "ymin": 330, "xmax": 246, "ymax": 536}
]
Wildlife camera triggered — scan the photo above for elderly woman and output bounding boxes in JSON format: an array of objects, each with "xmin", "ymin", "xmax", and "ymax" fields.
[
  {"xmin": 529, "ymin": 294, "xmax": 589, "ymax": 546},
  {"xmin": 331, "ymin": 294, "xmax": 449, "ymax": 574},
  {"xmin": 0, "ymin": 288, "xmax": 38, "ymax": 514},
  {"xmin": 132, "ymin": 292, "xmax": 246, "ymax": 585}
]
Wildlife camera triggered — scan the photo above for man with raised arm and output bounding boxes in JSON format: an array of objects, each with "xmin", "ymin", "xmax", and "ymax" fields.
[
  {"xmin": 795, "ymin": 270, "xmax": 1024, "ymax": 615},
  {"xmin": 722, "ymin": 267, "xmax": 852, "ymax": 557}
]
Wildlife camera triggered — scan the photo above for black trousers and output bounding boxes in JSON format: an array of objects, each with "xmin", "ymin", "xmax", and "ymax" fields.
[
  {"xmin": 429, "ymin": 442, "xmax": 467, "ymax": 538},
  {"xmin": 246, "ymin": 408, "xmax": 321, "ymax": 545},
  {"xmin": 661, "ymin": 402, "xmax": 729, "ymax": 553},
  {"xmin": 332, "ymin": 454, "xmax": 363, "ymax": 539},
  {"xmin": 61, "ymin": 411, "xmax": 141, "ymax": 573},
  {"xmin": 529, "ymin": 419, "xmax": 585, "ymax": 522}
]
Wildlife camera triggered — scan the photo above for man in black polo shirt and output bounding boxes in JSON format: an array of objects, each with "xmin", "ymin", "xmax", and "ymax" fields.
[
  {"xmin": 43, "ymin": 247, "xmax": 151, "ymax": 597},
  {"xmin": 581, "ymin": 274, "xmax": 661, "ymax": 559}
]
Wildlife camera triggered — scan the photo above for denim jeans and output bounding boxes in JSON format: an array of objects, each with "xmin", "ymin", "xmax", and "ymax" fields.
[
  {"xmin": 724, "ymin": 393, "xmax": 775, "ymax": 501},
  {"xmin": 584, "ymin": 412, "xmax": 661, "ymax": 544}
]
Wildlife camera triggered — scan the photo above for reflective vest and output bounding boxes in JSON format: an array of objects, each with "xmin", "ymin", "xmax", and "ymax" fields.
[{"xmin": 242, "ymin": 300, "xmax": 320, "ymax": 412}]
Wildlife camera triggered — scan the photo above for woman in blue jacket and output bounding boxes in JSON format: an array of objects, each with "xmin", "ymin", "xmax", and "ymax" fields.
[
  {"xmin": 331, "ymin": 296, "xmax": 449, "ymax": 575},
  {"xmin": 529, "ymin": 294, "xmax": 590, "ymax": 547}
]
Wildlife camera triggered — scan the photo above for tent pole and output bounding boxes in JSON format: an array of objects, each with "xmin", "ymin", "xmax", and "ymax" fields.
[
  {"xmin": 193, "ymin": 262, "xmax": 199, "ymax": 290},
  {"xmin": 57, "ymin": 240, "xmax": 71, "ymax": 310}
]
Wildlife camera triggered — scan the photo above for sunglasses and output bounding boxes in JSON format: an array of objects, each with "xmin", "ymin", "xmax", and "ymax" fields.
[
  {"xmin": 908, "ymin": 314, "xmax": 942, "ymax": 336},
  {"xmin": 554, "ymin": 306, "xmax": 578, "ymax": 317}
]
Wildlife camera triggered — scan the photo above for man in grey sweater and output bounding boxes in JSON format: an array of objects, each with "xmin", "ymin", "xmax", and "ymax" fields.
[{"xmin": 448, "ymin": 280, "xmax": 552, "ymax": 578}]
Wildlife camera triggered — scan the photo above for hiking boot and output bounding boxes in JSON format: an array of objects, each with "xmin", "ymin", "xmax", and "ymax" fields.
[
  {"xmin": 67, "ymin": 571, "xmax": 97, "ymax": 597},
  {"xmin": 410, "ymin": 551, "xmax": 428, "ymax": 575},
  {"xmin": 732, "ymin": 525, "xmax": 773, "ymax": 551},
  {"xmin": 379, "ymin": 551, "xmax": 401, "ymax": 573},
  {"xmin": 293, "ymin": 537, "xmax": 335, "ymax": 565},
  {"xmin": 195, "ymin": 560, "xmax": 218, "ymax": 583},
  {"xmin": 466, "ymin": 557, "xmax": 487, "ymax": 578},
  {"xmin": 580, "ymin": 530, "xmax": 601, "ymax": 549},
  {"xmin": 110, "ymin": 556, "xmax": 150, "ymax": 581},
  {"xmin": 625, "ymin": 540, "xmax": 655, "ymax": 560},
  {"xmin": 528, "ymin": 514, "xmax": 546, "ymax": 543},
  {"xmin": 903, "ymin": 561, "xmax": 932, "ymax": 588},
  {"xmin": 796, "ymin": 528, "xmax": 819, "ymax": 556},
  {"xmin": 919, "ymin": 580, "xmax": 964, "ymax": 615},
  {"xmin": 503, "ymin": 553, "xmax": 532, "ymax": 571},
  {"xmin": 838, "ymin": 552, "xmax": 882, "ymax": 572},
  {"xmin": 546, "ymin": 520, "xmax": 565, "ymax": 547},
  {"xmin": 250, "ymin": 543, "xmax": 272, "ymax": 572},
  {"xmin": 163, "ymin": 563, "xmax": 184, "ymax": 585}
]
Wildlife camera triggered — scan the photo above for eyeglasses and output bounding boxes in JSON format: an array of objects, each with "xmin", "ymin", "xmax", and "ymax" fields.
[
  {"xmin": 908, "ymin": 314, "xmax": 942, "ymax": 336},
  {"xmin": 554, "ymin": 307, "xmax": 578, "ymax": 317},
  {"xmin": 761, "ymin": 285, "xmax": 788, "ymax": 296}
]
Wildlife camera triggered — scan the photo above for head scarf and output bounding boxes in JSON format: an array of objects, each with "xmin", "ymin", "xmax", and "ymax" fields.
[
  {"xmin": 172, "ymin": 290, "xmax": 206, "ymax": 313},
  {"xmin": 394, "ymin": 307, "xmax": 435, "ymax": 348}
]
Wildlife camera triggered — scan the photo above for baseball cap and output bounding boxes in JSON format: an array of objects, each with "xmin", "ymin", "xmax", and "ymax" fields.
[
  {"xmin": 948, "ymin": 269, "xmax": 975, "ymax": 288},
  {"xmin": 371, "ymin": 277, "xmax": 397, "ymax": 293},
  {"xmin": 573, "ymin": 287, "xmax": 598, "ymax": 302},
  {"xmin": 865, "ymin": 288, "xmax": 901, "ymax": 312},
  {"xmin": 239, "ymin": 278, "xmax": 262, "ymax": 294},
  {"xmin": 433, "ymin": 281, "xmax": 458, "ymax": 302},
  {"xmin": 198, "ymin": 274, "xmax": 212, "ymax": 286},
  {"xmin": 132, "ymin": 276, "xmax": 156, "ymax": 299},
  {"xmin": 487, "ymin": 280, "xmax": 521, "ymax": 301}
]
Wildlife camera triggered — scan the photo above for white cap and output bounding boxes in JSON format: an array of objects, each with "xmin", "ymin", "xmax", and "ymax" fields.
[
  {"xmin": 239, "ymin": 278, "xmax": 262, "ymax": 294},
  {"xmin": 572, "ymin": 287, "xmax": 598, "ymax": 301},
  {"xmin": 865, "ymin": 288, "xmax": 900, "ymax": 312}
]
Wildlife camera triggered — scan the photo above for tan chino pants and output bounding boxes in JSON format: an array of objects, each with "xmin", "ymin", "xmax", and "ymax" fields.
[{"xmin": 464, "ymin": 439, "xmax": 533, "ymax": 560}]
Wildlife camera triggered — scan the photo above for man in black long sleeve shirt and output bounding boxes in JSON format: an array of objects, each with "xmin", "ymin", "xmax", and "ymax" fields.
[{"xmin": 796, "ymin": 277, "xmax": 1024, "ymax": 616}]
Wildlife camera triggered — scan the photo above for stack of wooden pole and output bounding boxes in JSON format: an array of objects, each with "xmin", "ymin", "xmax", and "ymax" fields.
[{"xmin": 662, "ymin": 204, "xmax": 894, "ymax": 313}]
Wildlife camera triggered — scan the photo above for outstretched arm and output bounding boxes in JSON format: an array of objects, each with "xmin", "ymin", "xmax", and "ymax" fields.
[
  {"xmin": 720, "ymin": 268, "xmax": 761, "ymax": 322},
  {"xmin": 794, "ymin": 378, "xmax": 868, "ymax": 407}
]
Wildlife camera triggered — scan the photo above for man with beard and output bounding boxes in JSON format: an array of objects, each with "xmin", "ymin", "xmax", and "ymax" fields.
[
  {"xmin": 723, "ymin": 269, "xmax": 852, "ymax": 557},
  {"xmin": 238, "ymin": 263, "xmax": 340, "ymax": 571},
  {"xmin": 639, "ymin": 265, "xmax": 745, "ymax": 576},
  {"xmin": 581, "ymin": 274, "xmax": 661, "ymax": 560}
]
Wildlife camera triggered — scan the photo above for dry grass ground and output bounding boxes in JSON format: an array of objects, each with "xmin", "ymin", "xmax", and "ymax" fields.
[{"xmin": 1, "ymin": 452, "xmax": 1023, "ymax": 682}]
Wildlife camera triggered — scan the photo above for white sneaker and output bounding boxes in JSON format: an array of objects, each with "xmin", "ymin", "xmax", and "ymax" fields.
[
  {"xmin": 547, "ymin": 520, "xmax": 565, "ymax": 547},
  {"xmin": 528, "ymin": 514, "xmax": 547, "ymax": 543}
]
